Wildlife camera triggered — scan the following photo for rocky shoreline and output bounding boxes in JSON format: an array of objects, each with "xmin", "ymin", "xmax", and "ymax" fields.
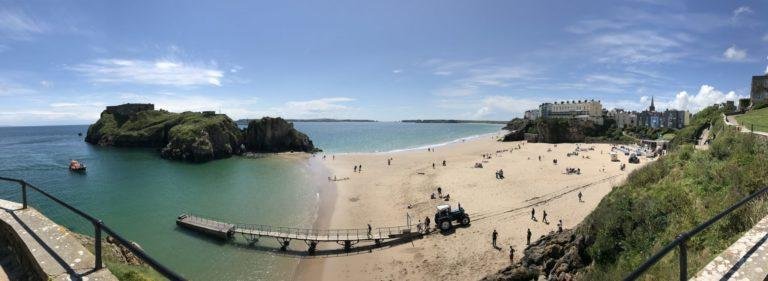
[
  {"xmin": 85, "ymin": 103, "xmax": 319, "ymax": 163},
  {"xmin": 482, "ymin": 229, "xmax": 594, "ymax": 281}
]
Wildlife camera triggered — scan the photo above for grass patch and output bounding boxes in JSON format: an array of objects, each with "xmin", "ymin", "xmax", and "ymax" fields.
[
  {"xmin": 735, "ymin": 107, "xmax": 768, "ymax": 132},
  {"xmin": 578, "ymin": 106, "xmax": 768, "ymax": 280}
]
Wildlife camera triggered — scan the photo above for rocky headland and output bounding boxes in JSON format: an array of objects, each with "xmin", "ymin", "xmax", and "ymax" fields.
[
  {"xmin": 501, "ymin": 118, "xmax": 621, "ymax": 143},
  {"xmin": 85, "ymin": 103, "xmax": 318, "ymax": 162}
]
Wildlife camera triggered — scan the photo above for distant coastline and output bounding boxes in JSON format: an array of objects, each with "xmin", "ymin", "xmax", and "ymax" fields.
[
  {"xmin": 235, "ymin": 118, "xmax": 377, "ymax": 125},
  {"xmin": 401, "ymin": 119, "xmax": 507, "ymax": 124}
]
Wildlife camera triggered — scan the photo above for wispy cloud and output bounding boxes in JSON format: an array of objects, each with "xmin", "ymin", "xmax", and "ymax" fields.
[
  {"xmin": 473, "ymin": 96, "xmax": 540, "ymax": 119},
  {"xmin": 731, "ymin": 6, "xmax": 753, "ymax": 22},
  {"xmin": 722, "ymin": 45, "xmax": 747, "ymax": 61},
  {"xmin": 590, "ymin": 30, "xmax": 689, "ymax": 63},
  {"xmin": 280, "ymin": 97, "xmax": 355, "ymax": 117},
  {"xmin": 71, "ymin": 59, "xmax": 224, "ymax": 87},
  {"xmin": 0, "ymin": 8, "xmax": 46, "ymax": 40}
]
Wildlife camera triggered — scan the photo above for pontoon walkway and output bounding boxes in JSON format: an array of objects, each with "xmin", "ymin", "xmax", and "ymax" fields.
[{"xmin": 176, "ymin": 213, "xmax": 422, "ymax": 253}]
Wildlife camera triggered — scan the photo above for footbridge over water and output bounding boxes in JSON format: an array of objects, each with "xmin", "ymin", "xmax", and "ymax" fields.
[{"xmin": 176, "ymin": 213, "xmax": 423, "ymax": 254}]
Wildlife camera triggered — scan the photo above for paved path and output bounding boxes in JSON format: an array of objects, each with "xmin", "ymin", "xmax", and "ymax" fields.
[
  {"xmin": 692, "ymin": 215, "xmax": 768, "ymax": 281},
  {"xmin": 695, "ymin": 126, "xmax": 710, "ymax": 150},
  {"xmin": 723, "ymin": 114, "xmax": 768, "ymax": 138}
]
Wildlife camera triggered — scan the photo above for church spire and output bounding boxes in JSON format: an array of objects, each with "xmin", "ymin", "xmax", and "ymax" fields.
[{"xmin": 649, "ymin": 96, "xmax": 655, "ymax": 112}]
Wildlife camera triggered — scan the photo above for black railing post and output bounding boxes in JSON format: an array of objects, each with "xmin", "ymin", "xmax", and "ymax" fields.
[
  {"xmin": 21, "ymin": 182, "xmax": 27, "ymax": 209},
  {"xmin": 678, "ymin": 234, "xmax": 687, "ymax": 281},
  {"xmin": 94, "ymin": 220, "xmax": 103, "ymax": 269}
]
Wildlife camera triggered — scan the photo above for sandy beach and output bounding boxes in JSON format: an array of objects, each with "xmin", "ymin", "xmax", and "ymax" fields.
[{"xmin": 294, "ymin": 133, "xmax": 653, "ymax": 281}]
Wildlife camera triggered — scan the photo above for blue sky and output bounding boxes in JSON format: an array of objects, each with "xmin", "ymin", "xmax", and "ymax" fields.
[{"xmin": 1, "ymin": 0, "xmax": 766, "ymax": 126}]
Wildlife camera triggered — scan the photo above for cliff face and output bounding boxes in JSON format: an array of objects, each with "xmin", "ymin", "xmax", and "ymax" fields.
[
  {"xmin": 158, "ymin": 113, "xmax": 244, "ymax": 162},
  {"xmin": 502, "ymin": 118, "xmax": 533, "ymax": 142},
  {"xmin": 244, "ymin": 117, "xmax": 317, "ymax": 153}
]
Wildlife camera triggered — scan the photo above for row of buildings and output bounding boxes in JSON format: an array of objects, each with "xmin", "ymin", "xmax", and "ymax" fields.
[{"xmin": 523, "ymin": 97, "xmax": 691, "ymax": 130}]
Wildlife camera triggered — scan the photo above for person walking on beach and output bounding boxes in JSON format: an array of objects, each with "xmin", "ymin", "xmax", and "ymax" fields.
[
  {"xmin": 531, "ymin": 208, "xmax": 536, "ymax": 221},
  {"xmin": 354, "ymin": 166, "xmax": 357, "ymax": 172},
  {"xmin": 437, "ymin": 187, "xmax": 442, "ymax": 198},
  {"xmin": 557, "ymin": 219, "xmax": 563, "ymax": 233},
  {"xmin": 367, "ymin": 224, "xmax": 372, "ymax": 238},
  {"xmin": 509, "ymin": 246, "xmax": 515, "ymax": 262},
  {"xmin": 578, "ymin": 191, "xmax": 583, "ymax": 202},
  {"xmin": 542, "ymin": 210, "xmax": 548, "ymax": 224},
  {"xmin": 442, "ymin": 160, "xmax": 446, "ymax": 166},
  {"xmin": 433, "ymin": 162, "xmax": 436, "ymax": 169},
  {"xmin": 424, "ymin": 217, "xmax": 431, "ymax": 233},
  {"xmin": 526, "ymin": 228, "xmax": 532, "ymax": 245},
  {"xmin": 359, "ymin": 165, "xmax": 362, "ymax": 172},
  {"xmin": 492, "ymin": 229, "xmax": 498, "ymax": 247}
]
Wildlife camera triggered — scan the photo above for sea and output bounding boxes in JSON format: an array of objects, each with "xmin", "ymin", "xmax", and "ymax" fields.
[{"xmin": 0, "ymin": 122, "xmax": 503, "ymax": 280}]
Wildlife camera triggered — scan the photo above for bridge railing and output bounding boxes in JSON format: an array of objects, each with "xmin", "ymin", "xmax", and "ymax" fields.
[
  {"xmin": 0, "ymin": 177, "xmax": 185, "ymax": 281},
  {"xmin": 624, "ymin": 185, "xmax": 768, "ymax": 281},
  {"xmin": 234, "ymin": 222, "xmax": 417, "ymax": 240}
]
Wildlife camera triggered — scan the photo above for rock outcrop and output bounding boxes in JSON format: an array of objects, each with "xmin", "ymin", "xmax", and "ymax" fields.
[
  {"xmin": 244, "ymin": 117, "xmax": 317, "ymax": 153},
  {"xmin": 86, "ymin": 104, "xmax": 244, "ymax": 162},
  {"xmin": 482, "ymin": 230, "xmax": 593, "ymax": 281},
  {"xmin": 86, "ymin": 104, "xmax": 320, "ymax": 162},
  {"xmin": 502, "ymin": 118, "xmax": 533, "ymax": 142}
]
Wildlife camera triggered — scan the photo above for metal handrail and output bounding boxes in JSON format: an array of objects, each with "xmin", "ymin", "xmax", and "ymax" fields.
[
  {"xmin": 624, "ymin": 185, "xmax": 768, "ymax": 281},
  {"xmin": 0, "ymin": 177, "xmax": 185, "ymax": 281}
]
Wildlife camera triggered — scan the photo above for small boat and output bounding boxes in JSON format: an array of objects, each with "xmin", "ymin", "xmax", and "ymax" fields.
[{"xmin": 69, "ymin": 160, "xmax": 86, "ymax": 172}]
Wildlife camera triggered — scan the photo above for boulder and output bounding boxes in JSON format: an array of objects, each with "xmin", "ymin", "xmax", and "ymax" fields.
[
  {"xmin": 482, "ymin": 229, "xmax": 594, "ymax": 281},
  {"xmin": 244, "ymin": 117, "xmax": 318, "ymax": 153}
]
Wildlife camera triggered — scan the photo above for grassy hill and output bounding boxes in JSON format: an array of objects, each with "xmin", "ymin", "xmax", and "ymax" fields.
[
  {"xmin": 577, "ymin": 106, "xmax": 768, "ymax": 279},
  {"xmin": 735, "ymin": 107, "xmax": 768, "ymax": 132}
]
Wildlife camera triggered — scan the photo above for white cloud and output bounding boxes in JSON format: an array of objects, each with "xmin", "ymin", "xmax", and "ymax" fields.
[
  {"xmin": 0, "ymin": 79, "xmax": 36, "ymax": 96},
  {"xmin": 71, "ymin": 58, "xmax": 224, "ymax": 87},
  {"xmin": 422, "ymin": 58, "xmax": 493, "ymax": 76},
  {"xmin": 280, "ymin": 97, "xmax": 354, "ymax": 117},
  {"xmin": 723, "ymin": 45, "xmax": 747, "ymax": 61},
  {"xmin": 472, "ymin": 96, "xmax": 540, "ymax": 119},
  {"xmin": 670, "ymin": 85, "xmax": 744, "ymax": 112},
  {"xmin": 392, "ymin": 69, "xmax": 402, "ymax": 74},
  {"xmin": 590, "ymin": 30, "xmax": 688, "ymax": 63},
  {"xmin": 0, "ymin": 8, "xmax": 46, "ymax": 40},
  {"xmin": 461, "ymin": 66, "xmax": 535, "ymax": 87},
  {"xmin": 732, "ymin": 6, "xmax": 753, "ymax": 21}
]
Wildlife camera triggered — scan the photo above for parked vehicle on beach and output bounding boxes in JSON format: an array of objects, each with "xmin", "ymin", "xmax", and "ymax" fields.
[
  {"xmin": 628, "ymin": 154, "xmax": 640, "ymax": 164},
  {"xmin": 434, "ymin": 204, "xmax": 470, "ymax": 231}
]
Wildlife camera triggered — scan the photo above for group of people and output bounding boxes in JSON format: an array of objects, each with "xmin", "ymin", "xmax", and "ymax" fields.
[
  {"xmin": 565, "ymin": 167, "xmax": 581, "ymax": 175},
  {"xmin": 387, "ymin": 157, "xmax": 393, "ymax": 166},
  {"xmin": 353, "ymin": 164, "xmax": 363, "ymax": 173},
  {"xmin": 321, "ymin": 155, "xmax": 336, "ymax": 160}
]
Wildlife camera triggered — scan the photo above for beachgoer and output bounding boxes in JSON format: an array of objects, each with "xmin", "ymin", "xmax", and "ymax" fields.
[
  {"xmin": 526, "ymin": 229, "xmax": 532, "ymax": 245},
  {"xmin": 492, "ymin": 229, "xmax": 498, "ymax": 247},
  {"xmin": 433, "ymin": 163, "xmax": 435, "ymax": 169},
  {"xmin": 442, "ymin": 160, "xmax": 446, "ymax": 166},
  {"xmin": 578, "ymin": 191, "xmax": 583, "ymax": 202},
  {"xmin": 531, "ymin": 208, "xmax": 535, "ymax": 220},
  {"xmin": 417, "ymin": 220, "xmax": 423, "ymax": 233},
  {"xmin": 425, "ymin": 217, "xmax": 431, "ymax": 233},
  {"xmin": 499, "ymin": 169, "xmax": 504, "ymax": 179},
  {"xmin": 558, "ymin": 219, "xmax": 563, "ymax": 233},
  {"xmin": 437, "ymin": 187, "xmax": 442, "ymax": 197},
  {"xmin": 359, "ymin": 165, "xmax": 362, "ymax": 172},
  {"xmin": 495, "ymin": 170, "xmax": 499, "ymax": 179},
  {"xmin": 538, "ymin": 155, "xmax": 541, "ymax": 161},
  {"xmin": 388, "ymin": 159, "xmax": 391, "ymax": 166},
  {"xmin": 542, "ymin": 210, "xmax": 548, "ymax": 224},
  {"xmin": 509, "ymin": 246, "xmax": 515, "ymax": 261},
  {"xmin": 367, "ymin": 224, "xmax": 372, "ymax": 238},
  {"xmin": 431, "ymin": 193, "xmax": 436, "ymax": 199},
  {"xmin": 354, "ymin": 166, "xmax": 357, "ymax": 172},
  {"xmin": 444, "ymin": 194, "xmax": 450, "ymax": 201}
]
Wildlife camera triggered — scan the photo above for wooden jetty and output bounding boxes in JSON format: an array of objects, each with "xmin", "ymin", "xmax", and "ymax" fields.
[
  {"xmin": 176, "ymin": 214, "xmax": 234, "ymax": 239},
  {"xmin": 176, "ymin": 213, "xmax": 421, "ymax": 253}
]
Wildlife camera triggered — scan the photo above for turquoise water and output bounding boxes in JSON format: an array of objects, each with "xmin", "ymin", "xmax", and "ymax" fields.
[{"xmin": 0, "ymin": 122, "xmax": 502, "ymax": 280}]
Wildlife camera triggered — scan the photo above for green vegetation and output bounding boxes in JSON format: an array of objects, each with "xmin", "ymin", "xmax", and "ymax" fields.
[
  {"xmin": 77, "ymin": 234, "xmax": 165, "ymax": 281},
  {"xmin": 670, "ymin": 105, "xmax": 723, "ymax": 147},
  {"xmin": 735, "ymin": 107, "xmax": 768, "ymax": 132},
  {"xmin": 578, "ymin": 106, "xmax": 768, "ymax": 280}
]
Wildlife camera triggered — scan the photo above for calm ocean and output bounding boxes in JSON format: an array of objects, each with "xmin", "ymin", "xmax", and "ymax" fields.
[{"xmin": 0, "ymin": 122, "xmax": 502, "ymax": 280}]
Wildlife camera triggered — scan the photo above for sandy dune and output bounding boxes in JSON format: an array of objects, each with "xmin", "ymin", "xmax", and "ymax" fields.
[{"xmin": 294, "ymin": 134, "xmax": 652, "ymax": 281}]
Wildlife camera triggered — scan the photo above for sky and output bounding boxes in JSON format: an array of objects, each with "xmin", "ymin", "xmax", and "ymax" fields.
[{"xmin": 1, "ymin": 0, "xmax": 767, "ymax": 126}]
